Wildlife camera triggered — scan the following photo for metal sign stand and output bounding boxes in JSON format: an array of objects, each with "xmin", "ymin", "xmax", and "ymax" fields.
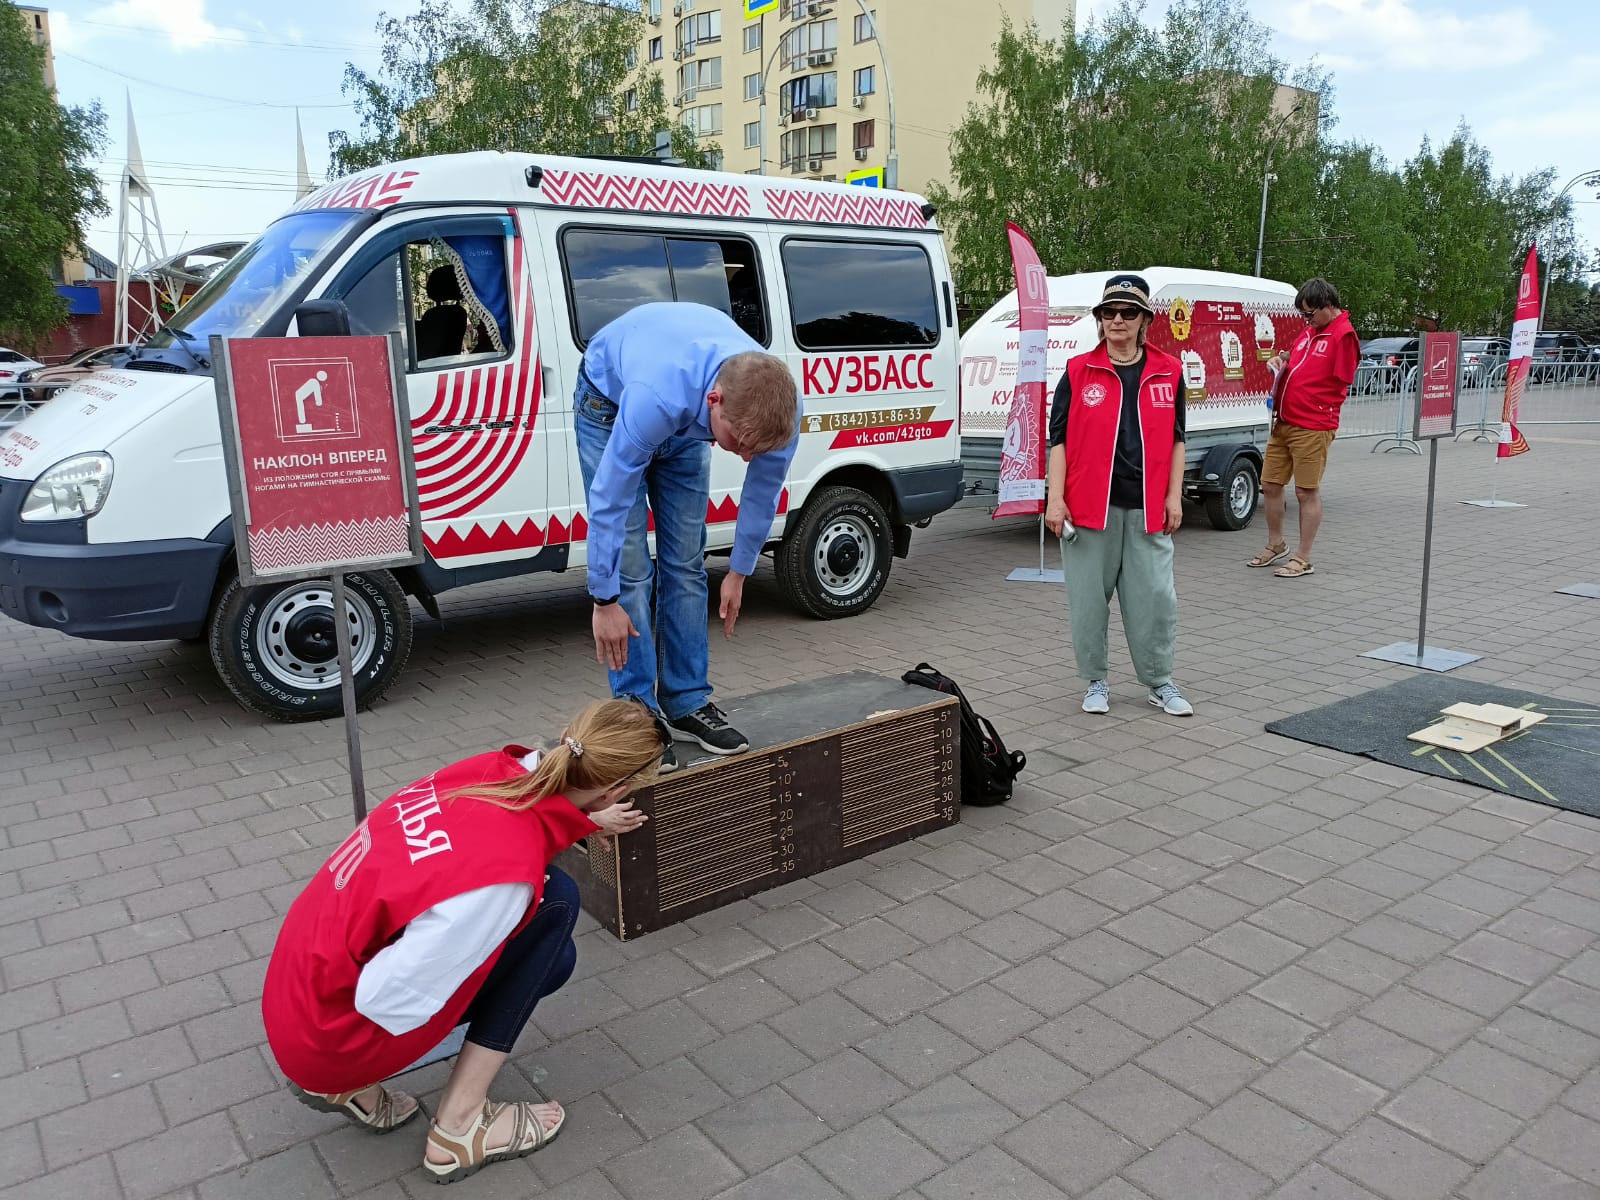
[
  {"xmin": 213, "ymin": 330, "xmax": 422, "ymax": 825},
  {"xmin": 1007, "ymin": 513, "xmax": 1065, "ymax": 584},
  {"xmin": 1363, "ymin": 332, "xmax": 1480, "ymax": 672}
]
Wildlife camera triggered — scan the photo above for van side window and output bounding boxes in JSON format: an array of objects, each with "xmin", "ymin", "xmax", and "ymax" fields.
[
  {"xmin": 782, "ymin": 239, "xmax": 938, "ymax": 351},
  {"xmin": 327, "ymin": 225, "xmax": 514, "ymax": 368},
  {"xmin": 562, "ymin": 228, "xmax": 767, "ymax": 347}
]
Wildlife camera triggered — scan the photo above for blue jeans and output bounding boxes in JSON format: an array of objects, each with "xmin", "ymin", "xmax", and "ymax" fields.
[
  {"xmin": 574, "ymin": 376, "xmax": 712, "ymax": 721},
  {"xmin": 461, "ymin": 867, "xmax": 580, "ymax": 1053}
]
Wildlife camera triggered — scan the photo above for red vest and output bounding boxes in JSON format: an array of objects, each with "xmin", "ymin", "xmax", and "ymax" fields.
[
  {"xmin": 1277, "ymin": 310, "xmax": 1359, "ymax": 431},
  {"xmin": 260, "ymin": 748, "xmax": 598, "ymax": 1092},
  {"xmin": 1062, "ymin": 345, "xmax": 1182, "ymax": 534}
]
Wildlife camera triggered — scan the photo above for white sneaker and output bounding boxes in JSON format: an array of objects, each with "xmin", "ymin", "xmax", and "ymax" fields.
[
  {"xmin": 1148, "ymin": 683, "xmax": 1194, "ymax": 716},
  {"xmin": 1082, "ymin": 680, "xmax": 1110, "ymax": 714}
]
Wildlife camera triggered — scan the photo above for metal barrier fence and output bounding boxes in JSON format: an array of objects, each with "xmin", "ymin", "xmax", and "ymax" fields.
[
  {"xmin": 1338, "ymin": 354, "xmax": 1600, "ymax": 453},
  {"xmin": 0, "ymin": 381, "xmax": 73, "ymax": 432}
]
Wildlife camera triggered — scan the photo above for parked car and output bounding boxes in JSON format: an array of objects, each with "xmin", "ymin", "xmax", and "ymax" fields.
[
  {"xmin": 1531, "ymin": 331, "xmax": 1600, "ymax": 383},
  {"xmin": 14, "ymin": 344, "xmax": 133, "ymax": 400},
  {"xmin": 1355, "ymin": 337, "xmax": 1417, "ymax": 393},
  {"xmin": 0, "ymin": 348, "xmax": 45, "ymax": 400},
  {"xmin": 1461, "ymin": 336, "xmax": 1509, "ymax": 388}
]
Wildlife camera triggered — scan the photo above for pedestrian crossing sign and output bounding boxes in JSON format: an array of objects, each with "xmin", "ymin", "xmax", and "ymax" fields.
[
  {"xmin": 744, "ymin": 0, "xmax": 779, "ymax": 17},
  {"xmin": 845, "ymin": 167, "xmax": 886, "ymax": 188}
]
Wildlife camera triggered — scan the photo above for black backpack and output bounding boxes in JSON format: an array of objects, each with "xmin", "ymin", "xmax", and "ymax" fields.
[{"xmin": 901, "ymin": 663, "xmax": 1026, "ymax": 807}]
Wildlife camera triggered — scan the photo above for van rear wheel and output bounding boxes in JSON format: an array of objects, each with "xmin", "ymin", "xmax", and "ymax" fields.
[
  {"xmin": 775, "ymin": 485, "xmax": 893, "ymax": 619},
  {"xmin": 207, "ymin": 570, "xmax": 412, "ymax": 721}
]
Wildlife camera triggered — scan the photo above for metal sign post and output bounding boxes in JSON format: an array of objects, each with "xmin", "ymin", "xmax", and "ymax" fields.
[
  {"xmin": 213, "ymin": 332, "xmax": 422, "ymax": 822},
  {"xmin": 1362, "ymin": 331, "xmax": 1480, "ymax": 672}
]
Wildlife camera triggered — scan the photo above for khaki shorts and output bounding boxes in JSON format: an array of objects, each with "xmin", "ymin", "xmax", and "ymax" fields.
[{"xmin": 1262, "ymin": 422, "xmax": 1336, "ymax": 488}]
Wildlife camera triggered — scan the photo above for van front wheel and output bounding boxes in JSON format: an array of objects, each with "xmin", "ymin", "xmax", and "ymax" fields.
[
  {"xmin": 775, "ymin": 485, "xmax": 893, "ymax": 619},
  {"xmin": 208, "ymin": 571, "xmax": 413, "ymax": 721}
]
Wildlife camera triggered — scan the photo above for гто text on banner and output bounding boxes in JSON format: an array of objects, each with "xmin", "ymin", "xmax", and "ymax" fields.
[
  {"xmin": 1499, "ymin": 244, "xmax": 1536, "ymax": 459},
  {"xmin": 994, "ymin": 222, "xmax": 1050, "ymax": 518}
]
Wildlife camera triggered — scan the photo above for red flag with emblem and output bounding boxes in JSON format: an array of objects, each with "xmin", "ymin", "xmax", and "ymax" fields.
[
  {"xmin": 1498, "ymin": 245, "xmax": 1537, "ymax": 459},
  {"xmin": 994, "ymin": 223, "xmax": 1050, "ymax": 518}
]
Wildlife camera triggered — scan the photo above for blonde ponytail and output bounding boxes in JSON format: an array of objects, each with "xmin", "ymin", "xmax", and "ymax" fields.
[{"xmin": 444, "ymin": 699, "xmax": 666, "ymax": 811}]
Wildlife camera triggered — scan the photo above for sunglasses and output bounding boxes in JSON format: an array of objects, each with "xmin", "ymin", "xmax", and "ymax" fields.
[
  {"xmin": 1299, "ymin": 305, "xmax": 1322, "ymax": 318},
  {"xmin": 1097, "ymin": 306, "xmax": 1145, "ymax": 322}
]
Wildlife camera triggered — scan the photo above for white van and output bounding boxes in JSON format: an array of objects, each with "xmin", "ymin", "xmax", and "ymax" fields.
[
  {"xmin": 0, "ymin": 151, "xmax": 963, "ymax": 719},
  {"xmin": 960, "ymin": 268, "xmax": 1300, "ymax": 530}
]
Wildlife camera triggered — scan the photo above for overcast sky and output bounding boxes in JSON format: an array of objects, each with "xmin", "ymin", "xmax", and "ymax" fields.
[{"xmin": 46, "ymin": 0, "xmax": 1600, "ymax": 281}]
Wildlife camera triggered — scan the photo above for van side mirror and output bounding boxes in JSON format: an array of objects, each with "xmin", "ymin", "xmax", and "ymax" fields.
[{"xmin": 295, "ymin": 299, "xmax": 352, "ymax": 338}]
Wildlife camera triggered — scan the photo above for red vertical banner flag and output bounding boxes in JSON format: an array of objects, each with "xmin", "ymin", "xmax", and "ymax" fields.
[
  {"xmin": 1498, "ymin": 244, "xmax": 1537, "ymax": 458},
  {"xmin": 994, "ymin": 222, "xmax": 1050, "ymax": 518}
]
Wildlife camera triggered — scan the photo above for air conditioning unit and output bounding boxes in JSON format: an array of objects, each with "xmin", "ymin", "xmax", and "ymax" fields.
[
  {"xmin": 851, "ymin": 94, "xmax": 865, "ymax": 108},
  {"xmin": 807, "ymin": 2, "xmax": 824, "ymax": 14},
  {"xmin": 778, "ymin": 112, "xmax": 789, "ymax": 126},
  {"xmin": 807, "ymin": 158, "xmax": 822, "ymax": 172},
  {"xmin": 674, "ymin": 46, "xmax": 689, "ymax": 60},
  {"xmin": 816, "ymin": 49, "xmax": 834, "ymax": 64},
  {"xmin": 672, "ymin": 2, "xmax": 685, "ymax": 15},
  {"xmin": 648, "ymin": 13, "xmax": 661, "ymax": 24},
  {"xmin": 854, "ymin": 147, "xmax": 868, "ymax": 160},
  {"xmin": 805, "ymin": 106, "xmax": 818, "ymax": 119}
]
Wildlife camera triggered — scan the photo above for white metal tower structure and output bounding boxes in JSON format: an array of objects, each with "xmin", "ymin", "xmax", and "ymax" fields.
[
  {"xmin": 295, "ymin": 109, "xmax": 316, "ymax": 201},
  {"xmin": 113, "ymin": 96, "xmax": 178, "ymax": 345}
]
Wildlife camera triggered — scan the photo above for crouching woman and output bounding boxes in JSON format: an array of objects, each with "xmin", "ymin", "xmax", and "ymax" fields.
[{"xmin": 261, "ymin": 699, "xmax": 667, "ymax": 1184}]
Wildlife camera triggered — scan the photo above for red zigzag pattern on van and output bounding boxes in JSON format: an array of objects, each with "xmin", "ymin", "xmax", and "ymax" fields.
[
  {"xmin": 539, "ymin": 170, "xmax": 752, "ymax": 218},
  {"xmin": 423, "ymin": 491, "xmax": 791, "ymax": 560},
  {"xmin": 762, "ymin": 189, "xmax": 928, "ymax": 229}
]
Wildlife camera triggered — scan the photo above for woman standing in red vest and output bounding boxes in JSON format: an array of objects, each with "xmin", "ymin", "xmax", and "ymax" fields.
[
  {"xmin": 261, "ymin": 699, "xmax": 667, "ymax": 1184},
  {"xmin": 1044, "ymin": 274, "xmax": 1194, "ymax": 719}
]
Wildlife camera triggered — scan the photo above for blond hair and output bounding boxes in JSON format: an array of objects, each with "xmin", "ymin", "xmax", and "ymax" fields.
[
  {"xmin": 446, "ymin": 699, "xmax": 664, "ymax": 811},
  {"xmin": 716, "ymin": 352, "xmax": 798, "ymax": 454}
]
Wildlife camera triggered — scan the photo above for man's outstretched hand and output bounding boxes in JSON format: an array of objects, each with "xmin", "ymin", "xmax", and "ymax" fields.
[
  {"xmin": 719, "ymin": 571, "xmax": 747, "ymax": 639},
  {"xmin": 593, "ymin": 603, "xmax": 639, "ymax": 670}
]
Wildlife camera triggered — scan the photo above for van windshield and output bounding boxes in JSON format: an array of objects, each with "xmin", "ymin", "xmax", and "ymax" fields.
[{"xmin": 145, "ymin": 209, "xmax": 365, "ymax": 347}]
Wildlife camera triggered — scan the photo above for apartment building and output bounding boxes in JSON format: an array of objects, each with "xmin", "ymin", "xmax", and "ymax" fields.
[{"xmin": 632, "ymin": 0, "xmax": 1072, "ymax": 193}]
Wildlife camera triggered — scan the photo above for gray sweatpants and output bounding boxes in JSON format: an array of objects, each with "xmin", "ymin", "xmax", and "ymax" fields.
[{"xmin": 1060, "ymin": 506, "xmax": 1178, "ymax": 687}]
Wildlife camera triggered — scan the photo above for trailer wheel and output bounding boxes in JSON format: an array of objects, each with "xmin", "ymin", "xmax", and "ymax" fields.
[
  {"xmin": 775, "ymin": 485, "xmax": 893, "ymax": 619},
  {"xmin": 1204, "ymin": 456, "xmax": 1259, "ymax": 531},
  {"xmin": 208, "ymin": 570, "xmax": 412, "ymax": 721}
]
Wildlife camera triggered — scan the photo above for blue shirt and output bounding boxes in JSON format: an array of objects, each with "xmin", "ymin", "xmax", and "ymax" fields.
[{"xmin": 580, "ymin": 303, "xmax": 801, "ymax": 599}]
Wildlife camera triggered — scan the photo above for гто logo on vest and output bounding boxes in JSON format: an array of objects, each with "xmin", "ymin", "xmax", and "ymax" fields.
[
  {"xmin": 1082, "ymin": 382, "xmax": 1109, "ymax": 408},
  {"xmin": 1149, "ymin": 382, "xmax": 1175, "ymax": 409},
  {"xmin": 390, "ymin": 777, "xmax": 455, "ymax": 865}
]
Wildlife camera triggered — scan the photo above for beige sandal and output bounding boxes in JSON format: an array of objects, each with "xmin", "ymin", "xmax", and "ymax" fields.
[
  {"xmin": 1274, "ymin": 556, "xmax": 1315, "ymax": 578},
  {"xmin": 1247, "ymin": 542, "xmax": 1289, "ymax": 568},
  {"xmin": 424, "ymin": 1098, "xmax": 566, "ymax": 1185},
  {"xmin": 290, "ymin": 1082, "xmax": 420, "ymax": 1134}
]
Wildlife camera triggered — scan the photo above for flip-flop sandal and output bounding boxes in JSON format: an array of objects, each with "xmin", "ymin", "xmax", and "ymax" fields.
[
  {"xmin": 1247, "ymin": 543, "xmax": 1289, "ymax": 568},
  {"xmin": 1274, "ymin": 556, "xmax": 1315, "ymax": 578}
]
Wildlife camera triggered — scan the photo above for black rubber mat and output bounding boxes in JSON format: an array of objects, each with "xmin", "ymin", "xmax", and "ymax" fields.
[{"xmin": 1266, "ymin": 675, "xmax": 1600, "ymax": 816}]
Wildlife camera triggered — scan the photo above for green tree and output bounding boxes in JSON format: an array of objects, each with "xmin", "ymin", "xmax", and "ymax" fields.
[
  {"xmin": 929, "ymin": 0, "xmax": 1327, "ymax": 299},
  {"xmin": 330, "ymin": 0, "xmax": 714, "ymax": 177},
  {"xmin": 0, "ymin": 3, "xmax": 108, "ymax": 348}
]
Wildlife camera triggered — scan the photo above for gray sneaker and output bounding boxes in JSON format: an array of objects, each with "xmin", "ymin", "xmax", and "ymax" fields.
[
  {"xmin": 1148, "ymin": 683, "xmax": 1194, "ymax": 716},
  {"xmin": 1082, "ymin": 680, "xmax": 1110, "ymax": 714}
]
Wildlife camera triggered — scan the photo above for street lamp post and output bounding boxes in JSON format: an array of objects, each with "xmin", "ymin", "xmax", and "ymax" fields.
[
  {"xmin": 850, "ymin": 0, "xmax": 896, "ymax": 191},
  {"xmin": 1254, "ymin": 100, "xmax": 1305, "ymax": 278},
  {"xmin": 1538, "ymin": 169, "xmax": 1600, "ymax": 329}
]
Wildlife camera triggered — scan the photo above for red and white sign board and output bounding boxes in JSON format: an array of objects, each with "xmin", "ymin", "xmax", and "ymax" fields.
[
  {"xmin": 1415, "ymin": 331, "xmax": 1460, "ymax": 440},
  {"xmin": 215, "ymin": 334, "xmax": 422, "ymax": 585}
]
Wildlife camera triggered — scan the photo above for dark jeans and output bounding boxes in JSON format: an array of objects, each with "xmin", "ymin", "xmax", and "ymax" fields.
[{"xmin": 460, "ymin": 866, "xmax": 581, "ymax": 1053}]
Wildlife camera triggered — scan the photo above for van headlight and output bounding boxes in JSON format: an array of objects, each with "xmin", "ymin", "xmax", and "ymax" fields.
[{"xmin": 20, "ymin": 454, "xmax": 114, "ymax": 521}]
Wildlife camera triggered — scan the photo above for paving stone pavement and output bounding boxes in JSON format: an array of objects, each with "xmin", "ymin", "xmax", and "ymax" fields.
[{"xmin": 4, "ymin": 429, "xmax": 1600, "ymax": 1200}]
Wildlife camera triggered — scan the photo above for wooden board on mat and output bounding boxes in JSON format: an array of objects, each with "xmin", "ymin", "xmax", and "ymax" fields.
[
  {"xmin": 555, "ymin": 672, "xmax": 960, "ymax": 940},
  {"xmin": 1408, "ymin": 702, "xmax": 1548, "ymax": 752}
]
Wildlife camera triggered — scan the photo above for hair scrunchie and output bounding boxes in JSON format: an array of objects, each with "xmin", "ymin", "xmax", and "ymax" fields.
[{"xmin": 563, "ymin": 735, "xmax": 584, "ymax": 758}]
